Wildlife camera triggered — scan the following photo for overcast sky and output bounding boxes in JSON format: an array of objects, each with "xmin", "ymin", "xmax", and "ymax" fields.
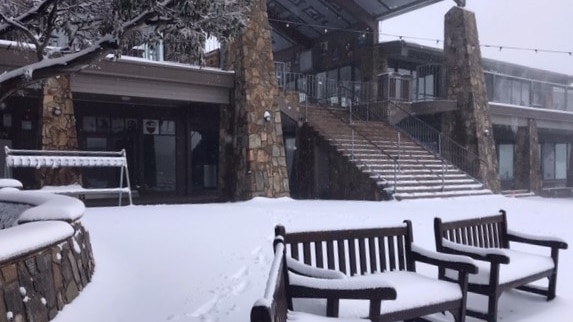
[{"xmin": 380, "ymin": 0, "xmax": 573, "ymax": 76}]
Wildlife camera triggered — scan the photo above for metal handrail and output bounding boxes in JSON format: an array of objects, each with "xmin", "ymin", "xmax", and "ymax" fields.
[
  {"xmin": 316, "ymin": 106, "xmax": 401, "ymax": 196},
  {"xmin": 383, "ymin": 100, "xmax": 487, "ymax": 181}
]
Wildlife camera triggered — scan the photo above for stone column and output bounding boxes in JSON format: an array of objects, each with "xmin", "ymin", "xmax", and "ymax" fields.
[
  {"xmin": 40, "ymin": 75, "xmax": 82, "ymax": 186},
  {"xmin": 442, "ymin": 6, "xmax": 500, "ymax": 192},
  {"xmin": 221, "ymin": 0, "xmax": 289, "ymax": 200},
  {"xmin": 515, "ymin": 119, "xmax": 541, "ymax": 192}
]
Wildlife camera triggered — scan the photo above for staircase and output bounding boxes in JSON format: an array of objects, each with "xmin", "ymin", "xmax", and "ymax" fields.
[{"xmin": 303, "ymin": 106, "xmax": 492, "ymax": 200}]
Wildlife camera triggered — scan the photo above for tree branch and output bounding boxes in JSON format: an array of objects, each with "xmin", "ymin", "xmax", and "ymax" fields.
[
  {"xmin": 0, "ymin": 11, "xmax": 42, "ymax": 53},
  {"xmin": 0, "ymin": 36, "xmax": 119, "ymax": 102},
  {"xmin": 0, "ymin": 0, "xmax": 58, "ymax": 36}
]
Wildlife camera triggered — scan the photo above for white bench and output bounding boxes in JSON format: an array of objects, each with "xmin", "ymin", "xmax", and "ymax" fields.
[{"xmin": 4, "ymin": 147, "xmax": 133, "ymax": 206}]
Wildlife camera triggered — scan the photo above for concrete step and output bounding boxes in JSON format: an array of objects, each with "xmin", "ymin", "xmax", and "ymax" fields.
[{"xmin": 393, "ymin": 189, "xmax": 493, "ymax": 200}]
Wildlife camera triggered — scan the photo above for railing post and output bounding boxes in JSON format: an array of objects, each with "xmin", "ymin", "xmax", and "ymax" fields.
[
  {"xmin": 441, "ymin": 159, "xmax": 446, "ymax": 191},
  {"xmin": 394, "ymin": 161, "xmax": 398, "ymax": 196},
  {"xmin": 397, "ymin": 132, "xmax": 401, "ymax": 162},
  {"xmin": 351, "ymin": 128, "xmax": 355, "ymax": 161},
  {"xmin": 349, "ymin": 99, "xmax": 353, "ymax": 124}
]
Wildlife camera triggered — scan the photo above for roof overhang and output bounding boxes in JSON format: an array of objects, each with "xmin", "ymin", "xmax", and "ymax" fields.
[{"xmin": 268, "ymin": 0, "xmax": 445, "ymax": 51}]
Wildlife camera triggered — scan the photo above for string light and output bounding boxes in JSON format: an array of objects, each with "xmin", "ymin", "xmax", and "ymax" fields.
[{"xmin": 268, "ymin": 18, "xmax": 573, "ymax": 57}]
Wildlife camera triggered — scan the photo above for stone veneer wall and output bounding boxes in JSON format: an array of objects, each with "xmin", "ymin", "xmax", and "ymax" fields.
[
  {"xmin": 0, "ymin": 221, "xmax": 94, "ymax": 322},
  {"xmin": 293, "ymin": 125, "xmax": 385, "ymax": 201},
  {"xmin": 515, "ymin": 119, "xmax": 541, "ymax": 192},
  {"xmin": 442, "ymin": 6, "xmax": 500, "ymax": 192},
  {"xmin": 221, "ymin": 0, "xmax": 289, "ymax": 200},
  {"xmin": 40, "ymin": 76, "xmax": 82, "ymax": 187}
]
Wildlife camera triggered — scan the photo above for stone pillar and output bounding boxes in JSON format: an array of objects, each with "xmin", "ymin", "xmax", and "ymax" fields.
[
  {"xmin": 442, "ymin": 6, "xmax": 500, "ymax": 192},
  {"xmin": 40, "ymin": 75, "xmax": 82, "ymax": 186},
  {"xmin": 515, "ymin": 119, "xmax": 541, "ymax": 192},
  {"xmin": 221, "ymin": 0, "xmax": 289, "ymax": 200}
]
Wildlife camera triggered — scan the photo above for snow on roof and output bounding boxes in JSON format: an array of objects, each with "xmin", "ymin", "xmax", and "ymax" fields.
[
  {"xmin": 107, "ymin": 54, "xmax": 234, "ymax": 74},
  {"xmin": 0, "ymin": 190, "xmax": 85, "ymax": 223},
  {"xmin": 0, "ymin": 221, "xmax": 73, "ymax": 262}
]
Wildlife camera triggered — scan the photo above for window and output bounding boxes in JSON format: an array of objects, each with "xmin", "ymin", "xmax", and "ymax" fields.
[
  {"xmin": 552, "ymin": 87, "xmax": 566, "ymax": 110},
  {"xmin": 498, "ymin": 144, "xmax": 514, "ymax": 180},
  {"xmin": 566, "ymin": 88, "xmax": 573, "ymax": 111},
  {"xmin": 556, "ymin": 144, "xmax": 568, "ymax": 180},
  {"xmin": 491, "ymin": 75, "xmax": 530, "ymax": 106},
  {"xmin": 542, "ymin": 143, "xmax": 569, "ymax": 180}
]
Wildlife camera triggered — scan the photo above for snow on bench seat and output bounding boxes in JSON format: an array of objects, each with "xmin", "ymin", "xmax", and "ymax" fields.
[
  {"xmin": 444, "ymin": 246, "xmax": 554, "ymax": 285},
  {"xmin": 293, "ymin": 271, "xmax": 463, "ymax": 318},
  {"xmin": 287, "ymin": 311, "xmax": 364, "ymax": 322}
]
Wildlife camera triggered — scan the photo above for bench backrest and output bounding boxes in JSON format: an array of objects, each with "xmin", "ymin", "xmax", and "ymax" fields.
[
  {"xmin": 434, "ymin": 210, "xmax": 509, "ymax": 250},
  {"xmin": 275, "ymin": 221, "xmax": 415, "ymax": 276},
  {"xmin": 251, "ymin": 238, "xmax": 289, "ymax": 322},
  {"xmin": 5, "ymin": 147, "xmax": 128, "ymax": 169}
]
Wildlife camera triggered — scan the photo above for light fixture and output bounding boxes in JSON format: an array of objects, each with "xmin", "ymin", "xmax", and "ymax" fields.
[
  {"xmin": 263, "ymin": 111, "xmax": 271, "ymax": 122},
  {"xmin": 52, "ymin": 106, "xmax": 62, "ymax": 117}
]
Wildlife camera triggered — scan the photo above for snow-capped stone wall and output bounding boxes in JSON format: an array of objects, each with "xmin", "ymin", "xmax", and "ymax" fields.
[{"xmin": 0, "ymin": 192, "xmax": 94, "ymax": 322}]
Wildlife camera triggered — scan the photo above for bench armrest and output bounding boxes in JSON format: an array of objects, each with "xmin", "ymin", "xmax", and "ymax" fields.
[
  {"xmin": 288, "ymin": 272, "xmax": 397, "ymax": 300},
  {"xmin": 440, "ymin": 239, "xmax": 510, "ymax": 264},
  {"xmin": 507, "ymin": 230, "xmax": 568, "ymax": 249},
  {"xmin": 411, "ymin": 244, "xmax": 478, "ymax": 274},
  {"xmin": 286, "ymin": 257, "xmax": 346, "ymax": 279}
]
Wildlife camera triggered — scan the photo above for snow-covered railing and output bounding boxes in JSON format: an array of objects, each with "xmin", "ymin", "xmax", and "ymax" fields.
[{"xmin": 5, "ymin": 147, "xmax": 133, "ymax": 206}]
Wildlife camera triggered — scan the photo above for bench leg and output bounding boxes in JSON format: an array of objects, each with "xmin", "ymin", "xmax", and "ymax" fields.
[
  {"xmin": 485, "ymin": 293, "xmax": 500, "ymax": 322},
  {"xmin": 548, "ymin": 273, "xmax": 557, "ymax": 300},
  {"xmin": 326, "ymin": 298, "xmax": 339, "ymax": 317}
]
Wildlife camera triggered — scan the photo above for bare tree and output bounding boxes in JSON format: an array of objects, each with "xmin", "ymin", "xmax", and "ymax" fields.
[{"xmin": 0, "ymin": 0, "xmax": 252, "ymax": 102}]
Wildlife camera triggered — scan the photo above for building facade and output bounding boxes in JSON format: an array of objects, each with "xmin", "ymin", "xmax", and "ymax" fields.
[{"xmin": 1, "ymin": 1, "xmax": 572, "ymax": 202}]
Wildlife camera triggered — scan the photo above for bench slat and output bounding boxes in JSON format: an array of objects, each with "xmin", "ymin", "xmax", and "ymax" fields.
[
  {"xmin": 337, "ymin": 239, "xmax": 347, "ymax": 274},
  {"xmin": 388, "ymin": 236, "xmax": 396, "ymax": 271},
  {"xmin": 315, "ymin": 241, "xmax": 324, "ymax": 268},
  {"xmin": 379, "ymin": 236, "xmax": 387, "ymax": 272},
  {"xmin": 397, "ymin": 235, "xmax": 406, "ymax": 270},
  {"xmin": 303, "ymin": 242, "xmax": 312, "ymax": 265},
  {"xmin": 368, "ymin": 237, "xmax": 377, "ymax": 273},
  {"xmin": 349, "ymin": 238, "xmax": 358, "ymax": 276},
  {"xmin": 291, "ymin": 242, "xmax": 299, "ymax": 260},
  {"xmin": 358, "ymin": 238, "xmax": 367, "ymax": 274},
  {"xmin": 326, "ymin": 241, "xmax": 335, "ymax": 270}
]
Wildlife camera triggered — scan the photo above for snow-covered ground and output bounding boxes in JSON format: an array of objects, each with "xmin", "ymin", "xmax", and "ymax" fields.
[{"xmin": 49, "ymin": 195, "xmax": 571, "ymax": 322}]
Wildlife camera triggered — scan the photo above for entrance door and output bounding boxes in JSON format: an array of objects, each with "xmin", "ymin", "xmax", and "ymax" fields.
[
  {"xmin": 143, "ymin": 120, "xmax": 176, "ymax": 192},
  {"xmin": 189, "ymin": 130, "xmax": 219, "ymax": 192}
]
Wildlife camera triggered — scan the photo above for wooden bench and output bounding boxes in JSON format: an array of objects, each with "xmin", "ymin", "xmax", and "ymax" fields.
[
  {"xmin": 273, "ymin": 222, "xmax": 477, "ymax": 322},
  {"xmin": 5, "ymin": 147, "xmax": 133, "ymax": 206},
  {"xmin": 251, "ymin": 236, "xmax": 395, "ymax": 322},
  {"xmin": 434, "ymin": 210, "xmax": 568, "ymax": 322}
]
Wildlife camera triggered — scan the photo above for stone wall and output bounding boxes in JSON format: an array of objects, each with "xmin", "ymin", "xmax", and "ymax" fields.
[
  {"xmin": 442, "ymin": 6, "xmax": 500, "ymax": 192},
  {"xmin": 40, "ymin": 75, "xmax": 81, "ymax": 187},
  {"xmin": 515, "ymin": 119, "xmax": 541, "ymax": 192},
  {"xmin": 221, "ymin": 0, "xmax": 289, "ymax": 200},
  {"xmin": 0, "ymin": 221, "xmax": 94, "ymax": 322},
  {"xmin": 292, "ymin": 125, "xmax": 384, "ymax": 200}
]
